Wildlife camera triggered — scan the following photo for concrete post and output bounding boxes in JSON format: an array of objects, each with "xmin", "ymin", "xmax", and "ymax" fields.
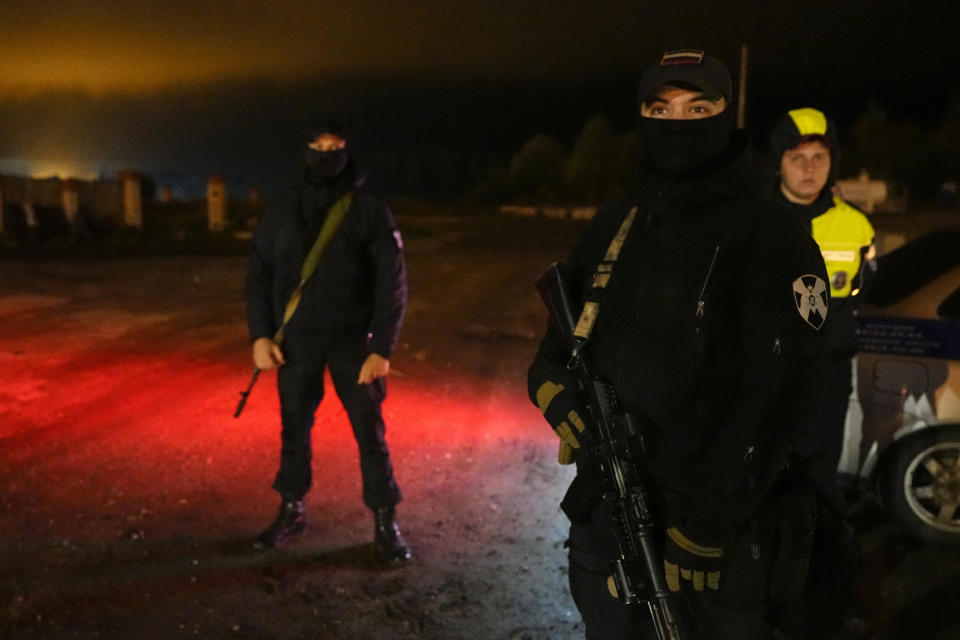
[
  {"xmin": 207, "ymin": 175, "xmax": 227, "ymax": 231},
  {"xmin": 118, "ymin": 171, "xmax": 142, "ymax": 228},
  {"xmin": 24, "ymin": 203, "xmax": 38, "ymax": 241},
  {"xmin": 160, "ymin": 185, "xmax": 173, "ymax": 203},
  {"xmin": 248, "ymin": 186, "xmax": 260, "ymax": 205},
  {"xmin": 61, "ymin": 179, "xmax": 80, "ymax": 224}
]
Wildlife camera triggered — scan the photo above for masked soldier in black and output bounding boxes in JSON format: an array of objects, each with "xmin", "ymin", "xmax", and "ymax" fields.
[
  {"xmin": 528, "ymin": 51, "xmax": 835, "ymax": 638},
  {"xmin": 246, "ymin": 120, "xmax": 410, "ymax": 563}
]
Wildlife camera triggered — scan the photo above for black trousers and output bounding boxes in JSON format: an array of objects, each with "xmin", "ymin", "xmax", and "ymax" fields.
[
  {"xmin": 567, "ymin": 501, "xmax": 775, "ymax": 640},
  {"xmin": 272, "ymin": 330, "xmax": 401, "ymax": 509}
]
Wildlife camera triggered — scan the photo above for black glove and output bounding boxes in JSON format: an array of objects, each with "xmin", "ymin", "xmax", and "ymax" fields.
[
  {"xmin": 534, "ymin": 379, "xmax": 589, "ymax": 451},
  {"xmin": 663, "ymin": 525, "xmax": 724, "ymax": 592}
]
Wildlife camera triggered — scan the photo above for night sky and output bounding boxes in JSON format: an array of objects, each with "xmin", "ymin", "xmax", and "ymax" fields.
[{"xmin": 1, "ymin": 1, "xmax": 957, "ymax": 195}]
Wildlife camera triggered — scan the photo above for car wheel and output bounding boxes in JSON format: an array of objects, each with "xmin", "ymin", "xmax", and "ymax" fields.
[{"xmin": 879, "ymin": 425, "xmax": 960, "ymax": 546}]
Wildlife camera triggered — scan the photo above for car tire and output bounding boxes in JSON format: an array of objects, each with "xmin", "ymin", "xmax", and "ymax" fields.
[{"xmin": 879, "ymin": 425, "xmax": 960, "ymax": 546}]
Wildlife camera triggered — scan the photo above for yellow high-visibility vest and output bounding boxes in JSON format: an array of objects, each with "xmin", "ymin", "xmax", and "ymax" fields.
[{"xmin": 810, "ymin": 197, "xmax": 875, "ymax": 298}]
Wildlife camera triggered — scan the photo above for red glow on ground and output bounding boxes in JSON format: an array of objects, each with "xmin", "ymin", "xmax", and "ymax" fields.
[
  {"xmin": 0, "ymin": 227, "xmax": 581, "ymax": 637},
  {"xmin": 2, "ymin": 344, "xmax": 548, "ymax": 537}
]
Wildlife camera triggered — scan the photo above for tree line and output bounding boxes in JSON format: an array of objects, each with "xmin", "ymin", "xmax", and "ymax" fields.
[
  {"xmin": 475, "ymin": 94, "xmax": 960, "ymax": 206},
  {"xmin": 473, "ymin": 115, "xmax": 638, "ymax": 204}
]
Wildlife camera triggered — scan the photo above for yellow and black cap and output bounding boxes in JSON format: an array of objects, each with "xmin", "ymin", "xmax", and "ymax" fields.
[
  {"xmin": 769, "ymin": 107, "xmax": 839, "ymax": 160},
  {"xmin": 638, "ymin": 49, "xmax": 733, "ymax": 104}
]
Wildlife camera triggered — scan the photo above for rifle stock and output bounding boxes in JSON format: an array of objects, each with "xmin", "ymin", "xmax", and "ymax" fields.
[
  {"xmin": 535, "ymin": 262, "xmax": 578, "ymax": 356},
  {"xmin": 535, "ymin": 262, "xmax": 688, "ymax": 640}
]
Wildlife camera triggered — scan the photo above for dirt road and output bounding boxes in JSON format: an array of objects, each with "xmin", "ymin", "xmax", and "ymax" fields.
[
  {"xmin": 0, "ymin": 212, "xmax": 585, "ymax": 640},
  {"xmin": 1, "ymin": 208, "xmax": 958, "ymax": 639}
]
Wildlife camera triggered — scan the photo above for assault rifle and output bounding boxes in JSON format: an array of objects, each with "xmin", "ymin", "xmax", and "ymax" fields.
[{"xmin": 536, "ymin": 262, "xmax": 688, "ymax": 640}]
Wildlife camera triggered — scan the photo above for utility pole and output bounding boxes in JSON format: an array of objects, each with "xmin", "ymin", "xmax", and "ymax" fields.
[{"xmin": 737, "ymin": 44, "xmax": 749, "ymax": 129}]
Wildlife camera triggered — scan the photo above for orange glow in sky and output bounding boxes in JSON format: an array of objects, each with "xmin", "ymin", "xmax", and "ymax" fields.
[
  {"xmin": 0, "ymin": 3, "xmax": 354, "ymax": 92},
  {"xmin": 0, "ymin": 2, "xmax": 952, "ymax": 98},
  {"xmin": 0, "ymin": 1, "xmax": 659, "ymax": 94},
  {"xmin": 29, "ymin": 161, "xmax": 99, "ymax": 180}
]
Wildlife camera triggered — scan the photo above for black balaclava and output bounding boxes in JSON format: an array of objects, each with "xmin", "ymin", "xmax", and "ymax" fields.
[
  {"xmin": 305, "ymin": 147, "xmax": 348, "ymax": 182},
  {"xmin": 637, "ymin": 106, "xmax": 735, "ymax": 177},
  {"xmin": 635, "ymin": 50, "xmax": 736, "ymax": 178},
  {"xmin": 304, "ymin": 119, "xmax": 349, "ymax": 184}
]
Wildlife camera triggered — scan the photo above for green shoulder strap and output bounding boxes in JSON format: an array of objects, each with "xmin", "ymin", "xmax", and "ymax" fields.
[{"xmin": 274, "ymin": 191, "xmax": 354, "ymax": 343}]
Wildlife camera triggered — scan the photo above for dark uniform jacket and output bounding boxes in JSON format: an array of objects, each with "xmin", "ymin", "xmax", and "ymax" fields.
[
  {"xmin": 246, "ymin": 171, "xmax": 406, "ymax": 359},
  {"xmin": 529, "ymin": 139, "xmax": 830, "ymax": 547},
  {"xmin": 774, "ymin": 188, "xmax": 875, "ymax": 359}
]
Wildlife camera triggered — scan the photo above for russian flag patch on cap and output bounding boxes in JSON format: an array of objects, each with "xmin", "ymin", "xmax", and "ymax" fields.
[{"xmin": 660, "ymin": 49, "xmax": 705, "ymax": 66}]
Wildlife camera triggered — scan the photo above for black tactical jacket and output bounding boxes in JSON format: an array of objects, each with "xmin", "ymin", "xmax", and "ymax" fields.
[
  {"xmin": 246, "ymin": 174, "xmax": 406, "ymax": 358},
  {"xmin": 529, "ymin": 140, "xmax": 830, "ymax": 545},
  {"xmin": 773, "ymin": 188, "xmax": 876, "ymax": 359}
]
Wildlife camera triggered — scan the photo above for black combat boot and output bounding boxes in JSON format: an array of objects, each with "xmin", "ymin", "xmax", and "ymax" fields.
[
  {"xmin": 253, "ymin": 497, "xmax": 306, "ymax": 549},
  {"xmin": 373, "ymin": 506, "xmax": 411, "ymax": 563}
]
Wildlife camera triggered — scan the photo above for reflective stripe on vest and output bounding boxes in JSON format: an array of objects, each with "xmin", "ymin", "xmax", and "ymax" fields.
[{"xmin": 810, "ymin": 197, "xmax": 874, "ymax": 298}]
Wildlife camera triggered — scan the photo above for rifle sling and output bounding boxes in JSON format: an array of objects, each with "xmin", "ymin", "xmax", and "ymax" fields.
[
  {"xmin": 557, "ymin": 206, "xmax": 637, "ymax": 463},
  {"xmin": 273, "ymin": 191, "xmax": 354, "ymax": 344},
  {"xmin": 572, "ymin": 206, "xmax": 638, "ymax": 342}
]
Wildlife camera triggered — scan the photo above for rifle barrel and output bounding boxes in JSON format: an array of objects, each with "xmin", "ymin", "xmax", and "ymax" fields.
[{"xmin": 233, "ymin": 367, "xmax": 261, "ymax": 418}]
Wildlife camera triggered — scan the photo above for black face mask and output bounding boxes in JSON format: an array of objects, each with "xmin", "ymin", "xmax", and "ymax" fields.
[
  {"xmin": 304, "ymin": 147, "xmax": 349, "ymax": 181},
  {"xmin": 637, "ymin": 108, "xmax": 734, "ymax": 178}
]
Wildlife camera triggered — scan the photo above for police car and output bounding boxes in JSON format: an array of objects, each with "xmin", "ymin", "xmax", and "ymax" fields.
[{"xmin": 838, "ymin": 229, "xmax": 960, "ymax": 545}]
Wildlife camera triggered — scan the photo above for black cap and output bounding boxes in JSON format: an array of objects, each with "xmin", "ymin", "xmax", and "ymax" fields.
[
  {"xmin": 307, "ymin": 118, "xmax": 346, "ymax": 143},
  {"xmin": 638, "ymin": 49, "xmax": 733, "ymax": 104}
]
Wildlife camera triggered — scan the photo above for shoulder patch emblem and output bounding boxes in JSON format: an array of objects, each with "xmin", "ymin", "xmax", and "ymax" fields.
[{"xmin": 792, "ymin": 275, "xmax": 829, "ymax": 330}]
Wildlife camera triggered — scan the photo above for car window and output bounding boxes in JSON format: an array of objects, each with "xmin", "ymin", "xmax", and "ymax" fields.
[
  {"xmin": 865, "ymin": 230, "xmax": 960, "ymax": 307},
  {"xmin": 938, "ymin": 285, "xmax": 960, "ymax": 320}
]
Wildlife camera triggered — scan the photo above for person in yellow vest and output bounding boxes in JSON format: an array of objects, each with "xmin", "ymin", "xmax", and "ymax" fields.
[{"xmin": 769, "ymin": 107, "xmax": 877, "ymax": 496}]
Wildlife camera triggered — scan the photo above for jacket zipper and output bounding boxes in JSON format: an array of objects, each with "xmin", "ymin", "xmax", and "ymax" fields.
[
  {"xmin": 744, "ymin": 445, "xmax": 761, "ymax": 560},
  {"xmin": 694, "ymin": 245, "xmax": 721, "ymax": 343},
  {"xmin": 744, "ymin": 445, "xmax": 756, "ymax": 492},
  {"xmin": 646, "ymin": 186, "xmax": 664, "ymax": 227},
  {"xmin": 696, "ymin": 245, "xmax": 721, "ymax": 317}
]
